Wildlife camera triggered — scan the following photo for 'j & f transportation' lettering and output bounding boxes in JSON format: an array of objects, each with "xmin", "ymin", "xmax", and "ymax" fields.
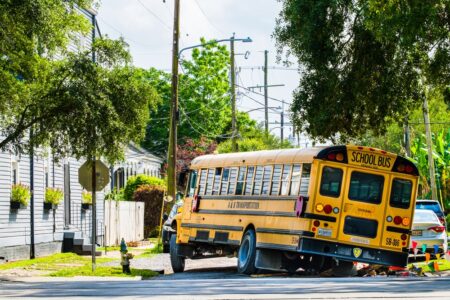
[
  {"xmin": 351, "ymin": 152, "xmax": 391, "ymax": 168},
  {"xmin": 227, "ymin": 201, "xmax": 260, "ymax": 209}
]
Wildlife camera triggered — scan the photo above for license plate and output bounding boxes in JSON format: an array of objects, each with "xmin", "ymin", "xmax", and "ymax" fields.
[
  {"xmin": 318, "ymin": 228, "xmax": 332, "ymax": 237},
  {"xmin": 411, "ymin": 230, "xmax": 422, "ymax": 236}
]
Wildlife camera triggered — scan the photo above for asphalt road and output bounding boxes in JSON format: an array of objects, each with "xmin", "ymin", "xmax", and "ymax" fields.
[{"xmin": 2, "ymin": 268, "xmax": 450, "ymax": 299}]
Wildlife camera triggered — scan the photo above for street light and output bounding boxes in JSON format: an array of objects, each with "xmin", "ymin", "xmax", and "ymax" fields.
[
  {"xmin": 244, "ymin": 106, "xmax": 281, "ymax": 114},
  {"xmin": 176, "ymin": 35, "xmax": 252, "ymax": 153},
  {"xmin": 167, "ymin": 32, "xmax": 252, "ymax": 202},
  {"xmin": 178, "ymin": 37, "xmax": 252, "ymax": 58}
]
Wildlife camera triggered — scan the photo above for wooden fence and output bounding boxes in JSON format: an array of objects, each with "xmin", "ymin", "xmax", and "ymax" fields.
[{"xmin": 104, "ymin": 200, "xmax": 144, "ymax": 246}]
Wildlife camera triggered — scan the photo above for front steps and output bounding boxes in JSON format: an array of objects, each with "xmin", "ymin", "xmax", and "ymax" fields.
[{"xmin": 63, "ymin": 231, "xmax": 102, "ymax": 256}]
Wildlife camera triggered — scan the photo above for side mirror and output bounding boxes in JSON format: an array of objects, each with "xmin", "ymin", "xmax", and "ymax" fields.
[
  {"xmin": 178, "ymin": 170, "xmax": 187, "ymax": 186},
  {"xmin": 162, "ymin": 213, "xmax": 168, "ymax": 222}
]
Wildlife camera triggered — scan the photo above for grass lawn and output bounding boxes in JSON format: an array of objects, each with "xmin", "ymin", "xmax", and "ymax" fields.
[
  {"xmin": 135, "ymin": 243, "xmax": 163, "ymax": 258},
  {"xmin": 0, "ymin": 253, "xmax": 158, "ymax": 278},
  {"xmin": 408, "ymin": 259, "xmax": 450, "ymax": 273}
]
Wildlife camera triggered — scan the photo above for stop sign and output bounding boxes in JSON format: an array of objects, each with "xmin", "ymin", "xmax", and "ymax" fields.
[{"xmin": 78, "ymin": 160, "xmax": 110, "ymax": 192}]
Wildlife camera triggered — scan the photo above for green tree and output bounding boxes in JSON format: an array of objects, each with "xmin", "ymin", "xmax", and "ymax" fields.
[
  {"xmin": 274, "ymin": 0, "xmax": 450, "ymax": 141},
  {"xmin": 143, "ymin": 39, "xmax": 231, "ymax": 157},
  {"xmin": 0, "ymin": 1, "xmax": 159, "ymax": 162}
]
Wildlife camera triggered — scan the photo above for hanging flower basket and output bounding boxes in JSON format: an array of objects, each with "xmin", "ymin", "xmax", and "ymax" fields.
[
  {"xmin": 44, "ymin": 187, "xmax": 63, "ymax": 210},
  {"xmin": 44, "ymin": 202, "xmax": 58, "ymax": 210},
  {"xmin": 81, "ymin": 203, "xmax": 92, "ymax": 210},
  {"xmin": 10, "ymin": 184, "xmax": 30, "ymax": 210},
  {"xmin": 10, "ymin": 201, "xmax": 22, "ymax": 210}
]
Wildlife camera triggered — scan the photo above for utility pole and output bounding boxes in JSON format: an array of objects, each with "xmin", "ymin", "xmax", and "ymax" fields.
[
  {"xmin": 167, "ymin": 0, "xmax": 180, "ymax": 200},
  {"xmin": 264, "ymin": 50, "xmax": 268, "ymax": 137},
  {"xmin": 91, "ymin": 13, "xmax": 97, "ymax": 272},
  {"xmin": 404, "ymin": 116, "xmax": 411, "ymax": 157},
  {"xmin": 280, "ymin": 101, "xmax": 284, "ymax": 143},
  {"xmin": 230, "ymin": 34, "xmax": 238, "ymax": 152},
  {"xmin": 423, "ymin": 95, "xmax": 438, "ymax": 201},
  {"xmin": 30, "ymin": 127, "xmax": 35, "ymax": 259}
]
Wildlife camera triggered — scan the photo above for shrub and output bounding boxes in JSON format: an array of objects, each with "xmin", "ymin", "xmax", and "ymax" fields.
[
  {"xmin": 82, "ymin": 191, "xmax": 92, "ymax": 204},
  {"xmin": 124, "ymin": 175, "xmax": 166, "ymax": 201},
  {"xmin": 45, "ymin": 187, "xmax": 64, "ymax": 205},
  {"xmin": 105, "ymin": 189, "xmax": 125, "ymax": 201},
  {"xmin": 133, "ymin": 184, "xmax": 172, "ymax": 238},
  {"xmin": 11, "ymin": 184, "xmax": 31, "ymax": 206}
]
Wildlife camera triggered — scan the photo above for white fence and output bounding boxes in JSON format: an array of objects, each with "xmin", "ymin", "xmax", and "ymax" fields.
[{"xmin": 104, "ymin": 200, "xmax": 144, "ymax": 246}]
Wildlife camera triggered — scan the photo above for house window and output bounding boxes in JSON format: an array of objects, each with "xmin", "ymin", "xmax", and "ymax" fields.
[{"xmin": 12, "ymin": 161, "xmax": 19, "ymax": 185}]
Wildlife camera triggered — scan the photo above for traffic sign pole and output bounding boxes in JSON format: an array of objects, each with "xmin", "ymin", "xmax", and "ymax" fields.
[{"xmin": 91, "ymin": 157, "xmax": 97, "ymax": 272}]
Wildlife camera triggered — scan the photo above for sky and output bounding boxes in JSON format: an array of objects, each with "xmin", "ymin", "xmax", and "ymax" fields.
[{"xmin": 97, "ymin": 0, "xmax": 306, "ymax": 144}]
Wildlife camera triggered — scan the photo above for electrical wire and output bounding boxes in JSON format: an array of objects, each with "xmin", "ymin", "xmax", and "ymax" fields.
[
  {"xmin": 194, "ymin": 0, "xmax": 226, "ymax": 35},
  {"xmin": 235, "ymin": 83, "xmax": 288, "ymax": 104},
  {"xmin": 136, "ymin": 0, "xmax": 172, "ymax": 32}
]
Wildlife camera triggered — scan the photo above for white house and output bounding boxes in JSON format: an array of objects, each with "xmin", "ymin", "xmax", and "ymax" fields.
[{"xmin": 0, "ymin": 7, "xmax": 163, "ymax": 262}]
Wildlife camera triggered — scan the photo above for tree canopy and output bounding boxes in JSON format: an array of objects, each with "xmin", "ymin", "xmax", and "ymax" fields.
[
  {"xmin": 0, "ymin": 0, "xmax": 159, "ymax": 163},
  {"xmin": 142, "ymin": 39, "xmax": 232, "ymax": 157},
  {"xmin": 274, "ymin": 0, "xmax": 450, "ymax": 141}
]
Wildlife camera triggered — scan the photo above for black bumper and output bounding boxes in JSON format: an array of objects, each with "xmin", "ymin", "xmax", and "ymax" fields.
[{"xmin": 298, "ymin": 237, "xmax": 409, "ymax": 267}]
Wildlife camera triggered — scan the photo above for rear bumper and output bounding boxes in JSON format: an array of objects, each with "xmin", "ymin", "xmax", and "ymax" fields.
[{"xmin": 298, "ymin": 237, "xmax": 409, "ymax": 267}]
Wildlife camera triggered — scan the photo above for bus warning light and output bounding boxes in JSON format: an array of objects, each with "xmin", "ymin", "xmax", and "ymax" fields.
[{"xmin": 316, "ymin": 203, "xmax": 324, "ymax": 212}]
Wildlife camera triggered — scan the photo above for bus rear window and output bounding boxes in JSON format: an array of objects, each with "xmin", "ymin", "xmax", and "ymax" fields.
[
  {"xmin": 349, "ymin": 171, "xmax": 384, "ymax": 204},
  {"xmin": 320, "ymin": 167, "xmax": 343, "ymax": 198},
  {"xmin": 390, "ymin": 179, "xmax": 412, "ymax": 209}
]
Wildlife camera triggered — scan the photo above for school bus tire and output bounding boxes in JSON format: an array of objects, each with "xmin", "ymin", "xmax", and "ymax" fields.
[
  {"xmin": 331, "ymin": 260, "xmax": 356, "ymax": 277},
  {"xmin": 237, "ymin": 229, "xmax": 257, "ymax": 275},
  {"xmin": 170, "ymin": 234, "xmax": 185, "ymax": 273}
]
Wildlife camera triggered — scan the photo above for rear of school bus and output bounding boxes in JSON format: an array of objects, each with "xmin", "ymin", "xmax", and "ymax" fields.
[{"xmin": 300, "ymin": 145, "xmax": 419, "ymax": 267}]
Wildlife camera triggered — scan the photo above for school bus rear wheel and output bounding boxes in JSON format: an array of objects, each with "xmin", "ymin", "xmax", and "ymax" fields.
[
  {"xmin": 170, "ymin": 234, "xmax": 185, "ymax": 273},
  {"xmin": 237, "ymin": 229, "xmax": 257, "ymax": 275}
]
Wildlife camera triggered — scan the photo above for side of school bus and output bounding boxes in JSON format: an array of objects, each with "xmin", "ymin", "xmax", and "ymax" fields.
[{"xmin": 169, "ymin": 145, "xmax": 419, "ymax": 275}]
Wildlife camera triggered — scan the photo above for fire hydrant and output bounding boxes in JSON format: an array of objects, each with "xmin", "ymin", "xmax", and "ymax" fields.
[{"xmin": 120, "ymin": 238, "xmax": 133, "ymax": 274}]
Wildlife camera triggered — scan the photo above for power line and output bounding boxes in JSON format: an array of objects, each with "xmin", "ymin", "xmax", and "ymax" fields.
[
  {"xmin": 136, "ymin": 0, "xmax": 172, "ymax": 32},
  {"xmin": 97, "ymin": 17, "xmax": 163, "ymax": 48},
  {"xmin": 235, "ymin": 83, "xmax": 288, "ymax": 104},
  {"xmin": 194, "ymin": 0, "xmax": 226, "ymax": 35}
]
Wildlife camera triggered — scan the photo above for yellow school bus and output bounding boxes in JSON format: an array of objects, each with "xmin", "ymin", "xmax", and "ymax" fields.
[{"xmin": 169, "ymin": 145, "xmax": 419, "ymax": 275}]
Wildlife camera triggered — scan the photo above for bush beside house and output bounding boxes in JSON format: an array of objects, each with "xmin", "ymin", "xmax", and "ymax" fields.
[
  {"xmin": 121, "ymin": 175, "xmax": 168, "ymax": 238},
  {"xmin": 124, "ymin": 174, "xmax": 165, "ymax": 201}
]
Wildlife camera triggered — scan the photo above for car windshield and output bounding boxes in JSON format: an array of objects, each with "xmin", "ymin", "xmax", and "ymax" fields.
[
  {"xmin": 416, "ymin": 202, "xmax": 442, "ymax": 214},
  {"xmin": 413, "ymin": 210, "xmax": 439, "ymax": 223}
]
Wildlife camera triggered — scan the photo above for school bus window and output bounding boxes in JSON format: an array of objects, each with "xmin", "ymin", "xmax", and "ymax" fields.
[
  {"xmin": 390, "ymin": 178, "xmax": 412, "ymax": 209},
  {"xmin": 280, "ymin": 164, "xmax": 292, "ymax": 195},
  {"xmin": 236, "ymin": 167, "xmax": 247, "ymax": 195},
  {"xmin": 205, "ymin": 168, "xmax": 215, "ymax": 195},
  {"xmin": 289, "ymin": 164, "xmax": 301, "ymax": 195},
  {"xmin": 270, "ymin": 165, "xmax": 282, "ymax": 195},
  {"xmin": 187, "ymin": 170, "xmax": 198, "ymax": 197},
  {"xmin": 299, "ymin": 163, "xmax": 311, "ymax": 196},
  {"xmin": 198, "ymin": 169, "xmax": 207, "ymax": 195},
  {"xmin": 244, "ymin": 166, "xmax": 255, "ymax": 195},
  {"xmin": 227, "ymin": 167, "xmax": 238, "ymax": 194},
  {"xmin": 220, "ymin": 168, "xmax": 230, "ymax": 195},
  {"xmin": 212, "ymin": 168, "xmax": 222, "ymax": 195},
  {"xmin": 252, "ymin": 166, "xmax": 264, "ymax": 195},
  {"xmin": 348, "ymin": 171, "xmax": 384, "ymax": 204},
  {"xmin": 261, "ymin": 165, "xmax": 273, "ymax": 195},
  {"xmin": 320, "ymin": 166, "xmax": 343, "ymax": 198}
]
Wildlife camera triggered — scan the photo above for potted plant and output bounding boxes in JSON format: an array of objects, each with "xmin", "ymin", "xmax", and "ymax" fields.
[
  {"xmin": 44, "ymin": 187, "xmax": 63, "ymax": 210},
  {"xmin": 81, "ymin": 190, "xmax": 92, "ymax": 210},
  {"xmin": 10, "ymin": 184, "xmax": 31, "ymax": 210}
]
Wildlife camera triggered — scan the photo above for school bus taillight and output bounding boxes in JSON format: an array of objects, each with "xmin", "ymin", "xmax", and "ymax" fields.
[
  {"xmin": 393, "ymin": 216, "xmax": 403, "ymax": 225},
  {"xmin": 323, "ymin": 204, "xmax": 332, "ymax": 214}
]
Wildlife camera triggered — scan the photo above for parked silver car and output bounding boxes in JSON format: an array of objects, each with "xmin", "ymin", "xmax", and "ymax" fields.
[
  {"xmin": 415, "ymin": 199, "xmax": 447, "ymax": 227},
  {"xmin": 409, "ymin": 209, "xmax": 448, "ymax": 258}
]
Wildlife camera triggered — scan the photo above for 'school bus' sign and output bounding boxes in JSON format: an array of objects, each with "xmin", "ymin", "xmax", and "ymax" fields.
[{"xmin": 347, "ymin": 148, "xmax": 396, "ymax": 171}]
